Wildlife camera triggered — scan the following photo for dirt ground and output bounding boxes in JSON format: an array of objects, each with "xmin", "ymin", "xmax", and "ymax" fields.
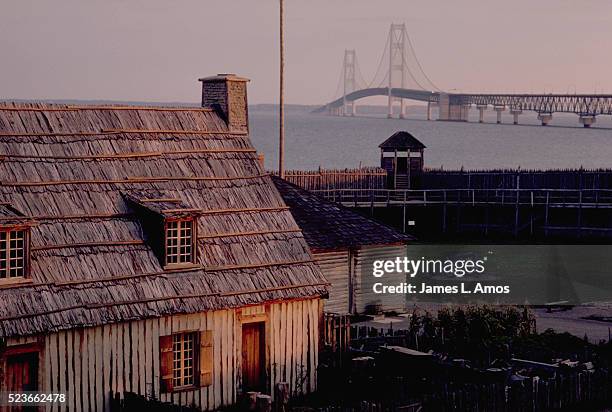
[{"xmin": 534, "ymin": 303, "xmax": 612, "ymax": 343}]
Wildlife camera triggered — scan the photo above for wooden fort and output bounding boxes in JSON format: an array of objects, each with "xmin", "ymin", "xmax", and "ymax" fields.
[
  {"xmin": 273, "ymin": 177, "xmax": 412, "ymax": 314},
  {"xmin": 379, "ymin": 131, "xmax": 425, "ymax": 189},
  {"xmin": 280, "ymin": 131, "xmax": 612, "ymax": 241},
  {"xmin": 0, "ymin": 75, "xmax": 328, "ymax": 411}
]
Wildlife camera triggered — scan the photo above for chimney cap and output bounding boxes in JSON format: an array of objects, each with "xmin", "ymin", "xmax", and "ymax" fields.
[{"xmin": 198, "ymin": 73, "xmax": 250, "ymax": 83}]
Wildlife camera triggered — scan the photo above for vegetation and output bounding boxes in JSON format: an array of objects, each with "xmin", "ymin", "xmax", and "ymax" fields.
[{"xmin": 388, "ymin": 305, "xmax": 612, "ymax": 368}]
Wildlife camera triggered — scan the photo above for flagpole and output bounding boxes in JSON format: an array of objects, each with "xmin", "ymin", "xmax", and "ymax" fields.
[{"xmin": 278, "ymin": 0, "xmax": 286, "ymax": 179}]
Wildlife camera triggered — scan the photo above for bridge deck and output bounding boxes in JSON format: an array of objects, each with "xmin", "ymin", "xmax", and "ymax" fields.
[{"xmin": 320, "ymin": 88, "xmax": 612, "ymax": 116}]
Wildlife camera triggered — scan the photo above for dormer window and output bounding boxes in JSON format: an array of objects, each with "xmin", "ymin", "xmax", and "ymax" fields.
[
  {"xmin": 0, "ymin": 227, "xmax": 28, "ymax": 279},
  {"xmin": 124, "ymin": 193, "xmax": 200, "ymax": 270},
  {"xmin": 165, "ymin": 218, "xmax": 196, "ymax": 267}
]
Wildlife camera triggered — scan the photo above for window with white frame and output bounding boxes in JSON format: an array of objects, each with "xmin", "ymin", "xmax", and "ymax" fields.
[
  {"xmin": 172, "ymin": 332, "xmax": 195, "ymax": 388},
  {"xmin": 159, "ymin": 330, "xmax": 212, "ymax": 393},
  {"xmin": 0, "ymin": 228, "xmax": 27, "ymax": 279},
  {"xmin": 165, "ymin": 219, "xmax": 195, "ymax": 266}
]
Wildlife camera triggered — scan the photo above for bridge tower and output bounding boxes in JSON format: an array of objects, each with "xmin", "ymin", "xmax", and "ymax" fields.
[
  {"xmin": 343, "ymin": 49, "xmax": 357, "ymax": 116},
  {"xmin": 388, "ymin": 24, "xmax": 406, "ymax": 119}
]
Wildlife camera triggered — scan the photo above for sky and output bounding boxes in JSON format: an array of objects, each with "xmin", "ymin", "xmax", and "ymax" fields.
[{"xmin": 2, "ymin": 0, "xmax": 612, "ymax": 104}]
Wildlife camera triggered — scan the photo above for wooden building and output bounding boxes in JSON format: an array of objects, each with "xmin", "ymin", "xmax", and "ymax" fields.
[
  {"xmin": 273, "ymin": 178, "xmax": 413, "ymax": 315},
  {"xmin": 0, "ymin": 74, "xmax": 328, "ymax": 411},
  {"xmin": 380, "ymin": 131, "xmax": 426, "ymax": 189}
]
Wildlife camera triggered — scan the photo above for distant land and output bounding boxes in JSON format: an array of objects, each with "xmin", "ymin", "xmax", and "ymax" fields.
[{"xmin": 0, "ymin": 98, "xmax": 424, "ymax": 115}]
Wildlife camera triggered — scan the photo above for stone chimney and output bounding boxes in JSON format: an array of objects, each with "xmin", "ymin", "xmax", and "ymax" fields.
[{"xmin": 199, "ymin": 74, "xmax": 249, "ymax": 133}]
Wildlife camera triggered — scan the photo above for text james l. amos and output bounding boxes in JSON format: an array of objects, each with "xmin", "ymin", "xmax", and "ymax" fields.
[{"xmin": 373, "ymin": 282, "xmax": 510, "ymax": 295}]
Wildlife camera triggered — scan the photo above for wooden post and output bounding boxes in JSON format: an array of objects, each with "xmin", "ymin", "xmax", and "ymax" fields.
[
  {"xmin": 278, "ymin": 0, "xmax": 286, "ymax": 179},
  {"xmin": 442, "ymin": 190, "xmax": 447, "ymax": 234},
  {"xmin": 402, "ymin": 191, "xmax": 407, "ymax": 233},
  {"xmin": 274, "ymin": 383, "xmax": 290, "ymax": 412},
  {"xmin": 514, "ymin": 188, "xmax": 519, "ymax": 238},
  {"xmin": 256, "ymin": 394, "xmax": 273, "ymax": 412},
  {"xmin": 247, "ymin": 391, "xmax": 260, "ymax": 411},
  {"xmin": 578, "ymin": 190, "xmax": 583, "ymax": 238},
  {"xmin": 456, "ymin": 190, "xmax": 462, "ymax": 233},
  {"xmin": 545, "ymin": 191, "xmax": 550, "ymax": 237},
  {"xmin": 392, "ymin": 149, "xmax": 396, "ymax": 189}
]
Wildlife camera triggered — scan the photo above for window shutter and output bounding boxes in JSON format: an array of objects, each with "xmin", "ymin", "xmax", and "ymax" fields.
[
  {"xmin": 199, "ymin": 330, "xmax": 213, "ymax": 387},
  {"xmin": 160, "ymin": 335, "xmax": 174, "ymax": 393}
]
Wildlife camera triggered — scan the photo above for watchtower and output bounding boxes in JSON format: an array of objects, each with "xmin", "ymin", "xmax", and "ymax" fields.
[{"xmin": 379, "ymin": 131, "xmax": 426, "ymax": 189}]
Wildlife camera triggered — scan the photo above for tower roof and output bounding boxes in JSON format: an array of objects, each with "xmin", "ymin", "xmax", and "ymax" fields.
[{"xmin": 379, "ymin": 131, "xmax": 426, "ymax": 150}]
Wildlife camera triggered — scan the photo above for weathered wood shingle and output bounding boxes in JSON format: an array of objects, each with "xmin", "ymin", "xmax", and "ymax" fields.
[
  {"xmin": 273, "ymin": 176, "xmax": 413, "ymax": 251},
  {"xmin": 0, "ymin": 103, "xmax": 327, "ymax": 338}
]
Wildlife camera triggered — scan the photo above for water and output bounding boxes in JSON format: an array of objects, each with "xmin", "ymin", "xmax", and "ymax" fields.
[{"xmin": 250, "ymin": 108, "xmax": 612, "ymax": 171}]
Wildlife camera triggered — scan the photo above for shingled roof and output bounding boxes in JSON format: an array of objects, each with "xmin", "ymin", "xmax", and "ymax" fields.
[
  {"xmin": 0, "ymin": 102, "xmax": 327, "ymax": 338},
  {"xmin": 272, "ymin": 177, "xmax": 413, "ymax": 252},
  {"xmin": 379, "ymin": 131, "xmax": 426, "ymax": 150}
]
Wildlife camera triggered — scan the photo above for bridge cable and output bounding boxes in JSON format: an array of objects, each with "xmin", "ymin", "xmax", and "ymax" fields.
[
  {"xmin": 353, "ymin": 55, "xmax": 370, "ymax": 91},
  {"xmin": 366, "ymin": 31, "xmax": 392, "ymax": 89},
  {"xmin": 329, "ymin": 60, "xmax": 344, "ymax": 101},
  {"xmin": 399, "ymin": 48, "xmax": 428, "ymax": 91},
  {"xmin": 404, "ymin": 33, "xmax": 443, "ymax": 92}
]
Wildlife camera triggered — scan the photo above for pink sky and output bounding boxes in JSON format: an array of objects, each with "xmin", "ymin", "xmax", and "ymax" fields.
[{"xmin": 2, "ymin": 0, "xmax": 611, "ymax": 104}]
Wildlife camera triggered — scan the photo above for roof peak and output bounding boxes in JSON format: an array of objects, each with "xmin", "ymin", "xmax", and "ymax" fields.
[
  {"xmin": 0, "ymin": 102, "xmax": 208, "ymax": 111},
  {"xmin": 379, "ymin": 130, "xmax": 426, "ymax": 149}
]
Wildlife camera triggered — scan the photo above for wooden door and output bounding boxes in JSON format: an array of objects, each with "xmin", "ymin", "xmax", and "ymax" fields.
[
  {"xmin": 5, "ymin": 352, "xmax": 38, "ymax": 412},
  {"xmin": 396, "ymin": 157, "xmax": 408, "ymax": 174},
  {"xmin": 241, "ymin": 322, "xmax": 265, "ymax": 392}
]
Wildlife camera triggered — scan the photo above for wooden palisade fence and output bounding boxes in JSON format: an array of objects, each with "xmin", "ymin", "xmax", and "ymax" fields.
[
  {"xmin": 322, "ymin": 312, "xmax": 351, "ymax": 367},
  {"xmin": 271, "ymin": 168, "xmax": 387, "ymax": 192},
  {"xmin": 272, "ymin": 167, "xmax": 612, "ymax": 192}
]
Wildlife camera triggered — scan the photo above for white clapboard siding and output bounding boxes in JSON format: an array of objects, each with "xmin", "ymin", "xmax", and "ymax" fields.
[
  {"xmin": 4, "ymin": 298, "xmax": 321, "ymax": 412},
  {"xmin": 314, "ymin": 251, "xmax": 351, "ymax": 314},
  {"xmin": 354, "ymin": 245, "xmax": 409, "ymax": 313}
]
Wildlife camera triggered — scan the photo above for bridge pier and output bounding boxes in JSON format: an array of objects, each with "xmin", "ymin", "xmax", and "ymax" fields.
[
  {"xmin": 399, "ymin": 99, "xmax": 406, "ymax": 119},
  {"xmin": 510, "ymin": 109, "xmax": 522, "ymax": 125},
  {"xmin": 477, "ymin": 105, "xmax": 487, "ymax": 123},
  {"xmin": 493, "ymin": 106, "xmax": 505, "ymax": 124},
  {"xmin": 427, "ymin": 102, "xmax": 432, "ymax": 121},
  {"xmin": 343, "ymin": 102, "xmax": 356, "ymax": 117},
  {"xmin": 437, "ymin": 93, "xmax": 469, "ymax": 121},
  {"xmin": 538, "ymin": 113, "xmax": 553, "ymax": 126},
  {"xmin": 579, "ymin": 115, "xmax": 596, "ymax": 128}
]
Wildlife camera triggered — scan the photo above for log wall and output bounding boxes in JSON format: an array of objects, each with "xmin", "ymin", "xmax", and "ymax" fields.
[
  {"xmin": 354, "ymin": 245, "xmax": 409, "ymax": 314},
  {"xmin": 2, "ymin": 298, "xmax": 321, "ymax": 412},
  {"xmin": 314, "ymin": 251, "xmax": 352, "ymax": 314},
  {"xmin": 315, "ymin": 246, "xmax": 410, "ymax": 316}
]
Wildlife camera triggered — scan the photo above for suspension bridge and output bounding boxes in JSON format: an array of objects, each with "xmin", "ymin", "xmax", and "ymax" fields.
[{"xmin": 316, "ymin": 23, "xmax": 612, "ymax": 127}]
